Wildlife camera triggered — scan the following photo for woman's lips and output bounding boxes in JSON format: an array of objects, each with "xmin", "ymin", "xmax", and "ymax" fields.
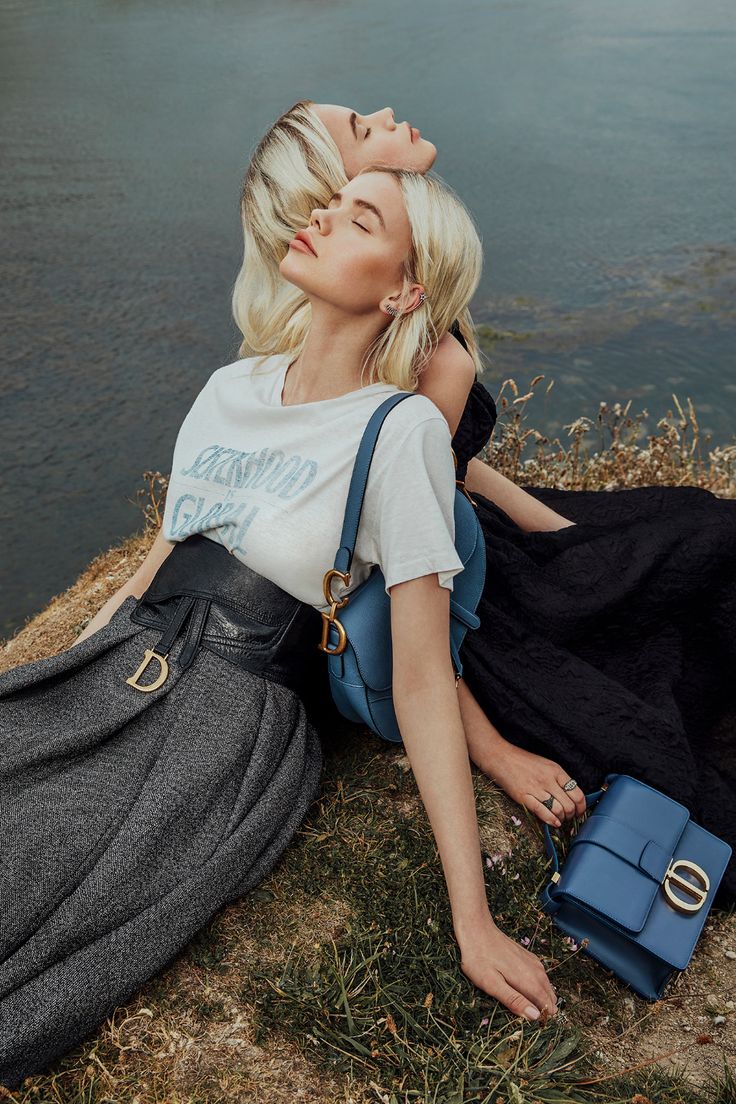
[
  {"xmin": 411, "ymin": 126, "xmax": 420, "ymax": 142},
  {"xmin": 289, "ymin": 239, "xmax": 316, "ymax": 256}
]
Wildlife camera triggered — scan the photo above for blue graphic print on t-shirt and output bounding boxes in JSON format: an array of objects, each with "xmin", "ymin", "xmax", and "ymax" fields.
[{"xmin": 166, "ymin": 443, "xmax": 319, "ymax": 554}]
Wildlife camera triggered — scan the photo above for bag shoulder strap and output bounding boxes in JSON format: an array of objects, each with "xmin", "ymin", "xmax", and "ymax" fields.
[{"xmin": 333, "ymin": 392, "xmax": 416, "ymax": 574}]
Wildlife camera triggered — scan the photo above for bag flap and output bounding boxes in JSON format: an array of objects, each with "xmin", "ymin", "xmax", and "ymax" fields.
[{"xmin": 555, "ymin": 776, "xmax": 691, "ymax": 932}]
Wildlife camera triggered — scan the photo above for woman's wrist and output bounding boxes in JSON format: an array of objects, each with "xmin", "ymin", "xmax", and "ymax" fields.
[{"xmin": 453, "ymin": 904, "xmax": 498, "ymax": 948}]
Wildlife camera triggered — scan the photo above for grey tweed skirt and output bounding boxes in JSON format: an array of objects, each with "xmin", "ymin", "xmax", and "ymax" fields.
[{"xmin": 0, "ymin": 534, "xmax": 325, "ymax": 1088}]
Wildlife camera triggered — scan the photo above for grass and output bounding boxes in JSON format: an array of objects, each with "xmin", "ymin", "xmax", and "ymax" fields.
[
  {"xmin": 238, "ymin": 736, "xmax": 733, "ymax": 1104},
  {"xmin": 0, "ymin": 372, "xmax": 734, "ymax": 1103}
]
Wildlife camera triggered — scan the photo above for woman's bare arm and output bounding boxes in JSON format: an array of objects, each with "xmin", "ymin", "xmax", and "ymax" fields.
[
  {"xmin": 465, "ymin": 458, "xmax": 576, "ymax": 531},
  {"xmin": 389, "ymin": 572, "xmax": 557, "ymax": 1021},
  {"xmin": 70, "ymin": 525, "xmax": 176, "ymax": 646}
]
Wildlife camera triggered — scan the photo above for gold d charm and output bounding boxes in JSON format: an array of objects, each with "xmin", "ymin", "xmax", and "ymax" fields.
[
  {"xmin": 318, "ymin": 568, "xmax": 351, "ymax": 656},
  {"xmin": 125, "ymin": 648, "xmax": 170, "ymax": 692},
  {"xmin": 661, "ymin": 857, "xmax": 710, "ymax": 914}
]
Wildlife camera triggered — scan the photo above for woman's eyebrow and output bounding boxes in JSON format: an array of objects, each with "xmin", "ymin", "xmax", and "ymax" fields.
[{"xmin": 328, "ymin": 190, "xmax": 386, "ymax": 231}]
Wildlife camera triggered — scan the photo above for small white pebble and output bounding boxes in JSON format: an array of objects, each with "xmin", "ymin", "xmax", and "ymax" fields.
[
  {"xmin": 724, "ymin": 950, "xmax": 736, "ymax": 959},
  {"xmin": 714, "ymin": 1015, "xmax": 726, "ymax": 1025}
]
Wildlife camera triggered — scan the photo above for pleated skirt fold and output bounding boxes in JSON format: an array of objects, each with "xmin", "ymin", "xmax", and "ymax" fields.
[{"xmin": 0, "ymin": 594, "xmax": 323, "ymax": 1087}]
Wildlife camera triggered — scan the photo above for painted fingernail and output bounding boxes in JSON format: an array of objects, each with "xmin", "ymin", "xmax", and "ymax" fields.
[
  {"xmin": 555, "ymin": 818, "xmax": 562, "ymax": 827},
  {"xmin": 526, "ymin": 1006, "xmax": 540, "ymax": 1020}
]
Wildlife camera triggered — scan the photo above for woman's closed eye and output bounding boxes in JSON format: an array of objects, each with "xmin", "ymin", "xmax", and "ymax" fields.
[{"xmin": 353, "ymin": 220, "xmax": 370, "ymax": 232}]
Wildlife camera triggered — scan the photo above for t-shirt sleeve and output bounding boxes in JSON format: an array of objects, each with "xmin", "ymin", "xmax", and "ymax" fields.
[
  {"xmin": 161, "ymin": 366, "xmax": 224, "ymax": 540},
  {"xmin": 362, "ymin": 414, "xmax": 465, "ymax": 595}
]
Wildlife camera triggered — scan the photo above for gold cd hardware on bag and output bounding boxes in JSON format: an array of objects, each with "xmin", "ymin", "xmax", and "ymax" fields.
[
  {"xmin": 661, "ymin": 858, "xmax": 710, "ymax": 913},
  {"xmin": 318, "ymin": 568, "xmax": 351, "ymax": 655},
  {"xmin": 548, "ymin": 780, "xmax": 710, "ymax": 914}
]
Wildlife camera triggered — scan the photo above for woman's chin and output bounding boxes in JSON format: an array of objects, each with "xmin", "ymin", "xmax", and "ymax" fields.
[
  {"xmin": 420, "ymin": 139, "xmax": 438, "ymax": 171},
  {"xmin": 279, "ymin": 255, "xmax": 306, "ymax": 288}
]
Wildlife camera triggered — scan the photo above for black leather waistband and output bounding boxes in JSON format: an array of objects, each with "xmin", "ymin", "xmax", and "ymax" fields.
[{"xmin": 128, "ymin": 533, "xmax": 324, "ymax": 698}]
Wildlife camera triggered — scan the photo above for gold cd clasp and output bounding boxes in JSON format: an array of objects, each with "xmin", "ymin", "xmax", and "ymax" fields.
[
  {"xmin": 318, "ymin": 568, "xmax": 351, "ymax": 655},
  {"xmin": 661, "ymin": 857, "xmax": 710, "ymax": 914}
]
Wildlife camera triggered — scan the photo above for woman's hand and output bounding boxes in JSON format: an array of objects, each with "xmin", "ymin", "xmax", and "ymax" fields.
[
  {"xmin": 456, "ymin": 683, "xmax": 586, "ymax": 829},
  {"xmin": 485, "ymin": 742, "xmax": 587, "ymax": 828},
  {"xmin": 457, "ymin": 913, "xmax": 558, "ymax": 1021}
]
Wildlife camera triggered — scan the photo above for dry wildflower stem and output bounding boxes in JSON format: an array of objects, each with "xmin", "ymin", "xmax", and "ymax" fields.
[{"xmin": 481, "ymin": 375, "xmax": 736, "ymax": 497}]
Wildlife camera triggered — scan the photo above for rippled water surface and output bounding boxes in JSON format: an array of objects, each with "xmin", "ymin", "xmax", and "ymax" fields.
[{"xmin": 1, "ymin": 0, "xmax": 734, "ymax": 635}]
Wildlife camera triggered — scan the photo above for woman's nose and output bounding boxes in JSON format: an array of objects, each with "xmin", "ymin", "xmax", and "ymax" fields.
[
  {"xmin": 309, "ymin": 208, "xmax": 328, "ymax": 232},
  {"xmin": 365, "ymin": 106, "xmax": 395, "ymax": 128}
]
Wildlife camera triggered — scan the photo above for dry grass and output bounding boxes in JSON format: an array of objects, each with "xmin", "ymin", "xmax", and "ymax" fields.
[
  {"xmin": 1, "ymin": 377, "xmax": 734, "ymax": 1103},
  {"xmin": 477, "ymin": 371, "xmax": 736, "ymax": 498}
]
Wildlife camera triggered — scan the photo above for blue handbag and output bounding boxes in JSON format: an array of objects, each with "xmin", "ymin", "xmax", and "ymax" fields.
[
  {"xmin": 539, "ymin": 772, "xmax": 733, "ymax": 1000},
  {"xmin": 318, "ymin": 391, "xmax": 487, "ymax": 744}
]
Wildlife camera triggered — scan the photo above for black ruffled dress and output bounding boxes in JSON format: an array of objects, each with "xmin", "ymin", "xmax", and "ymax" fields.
[{"xmin": 446, "ymin": 331, "xmax": 736, "ymax": 908}]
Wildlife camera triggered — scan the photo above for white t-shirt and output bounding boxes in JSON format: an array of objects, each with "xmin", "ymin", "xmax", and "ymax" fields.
[{"xmin": 161, "ymin": 353, "xmax": 464, "ymax": 613}]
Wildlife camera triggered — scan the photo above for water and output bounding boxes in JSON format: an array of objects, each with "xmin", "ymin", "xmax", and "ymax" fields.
[{"xmin": 1, "ymin": 0, "xmax": 734, "ymax": 637}]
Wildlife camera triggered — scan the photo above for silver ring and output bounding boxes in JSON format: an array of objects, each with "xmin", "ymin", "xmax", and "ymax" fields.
[
  {"xmin": 562, "ymin": 779, "xmax": 578, "ymax": 792},
  {"xmin": 541, "ymin": 794, "xmax": 556, "ymax": 811}
]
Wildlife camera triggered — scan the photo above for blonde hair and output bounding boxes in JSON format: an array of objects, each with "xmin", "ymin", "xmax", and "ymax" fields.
[
  {"xmin": 232, "ymin": 100, "xmax": 347, "ymax": 359},
  {"xmin": 231, "ymin": 101, "xmax": 483, "ymax": 379}
]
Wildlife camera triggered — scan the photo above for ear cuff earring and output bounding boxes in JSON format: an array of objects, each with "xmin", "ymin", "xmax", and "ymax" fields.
[{"xmin": 385, "ymin": 291, "xmax": 427, "ymax": 317}]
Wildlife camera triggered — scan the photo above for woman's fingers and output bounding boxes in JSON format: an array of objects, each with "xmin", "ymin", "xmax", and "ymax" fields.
[
  {"xmin": 549, "ymin": 782, "xmax": 577, "ymax": 820},
  {"xmin": 493, "ymin": 979, "xmax": 544, "ymax": 1020},
  {"xmin": 492, "ymin": 971, "xmax": 557, "ymax": 1022},
  {"xmin": 525, "ymin": 792, "xmax": 562, "ymax": 828},
  {"xmin": 558, "ymin": 777, "xmax": 587, "ymax": 818}
]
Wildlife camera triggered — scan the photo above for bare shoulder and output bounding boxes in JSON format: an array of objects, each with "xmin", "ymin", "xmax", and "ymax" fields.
[
  {"xmin": 424, "ymin": 330, "xmax": 476, "ymax": 384},
  {"xmin": 413, "ymin": 332, "xmax": 476, "ymax": 437}
]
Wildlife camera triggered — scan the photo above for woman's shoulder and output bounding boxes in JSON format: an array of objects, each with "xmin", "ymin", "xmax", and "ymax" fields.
[
  {"xmin": 369, "ymin": 394, "xmax": 454, "ymax": 477},
  {"xmin": 381, "ymin": 391, "xmax": 453, "ymax": 439}
]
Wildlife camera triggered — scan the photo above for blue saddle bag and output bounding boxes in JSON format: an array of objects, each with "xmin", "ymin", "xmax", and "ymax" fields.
[
  {"xmin": 539, "ymin": 772, "xmax": 732, "ymax": 1000},
  {"xmin": 318, "ymin": 392, "xmax": 487, "ymax": 744}
]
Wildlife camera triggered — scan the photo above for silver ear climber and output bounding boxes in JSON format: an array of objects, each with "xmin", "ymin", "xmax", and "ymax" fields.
[{"xmin": 386, "ymin": 294, "xmax": 425, "ymax": 316}]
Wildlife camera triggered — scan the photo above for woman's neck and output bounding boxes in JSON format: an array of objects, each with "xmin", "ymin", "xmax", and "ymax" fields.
[{"xmin": 285, "ymin": 302, "xmax": 386, "ymax": 404}]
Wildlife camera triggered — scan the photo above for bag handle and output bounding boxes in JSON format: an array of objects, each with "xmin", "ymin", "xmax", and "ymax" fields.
[
  {"xmin": 333, "ymin": 392, "xmax": 416, "ymax": 575},
  {"xmin": 541, "ymin": 783, "xmax": 609, "ymax": 875}
]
